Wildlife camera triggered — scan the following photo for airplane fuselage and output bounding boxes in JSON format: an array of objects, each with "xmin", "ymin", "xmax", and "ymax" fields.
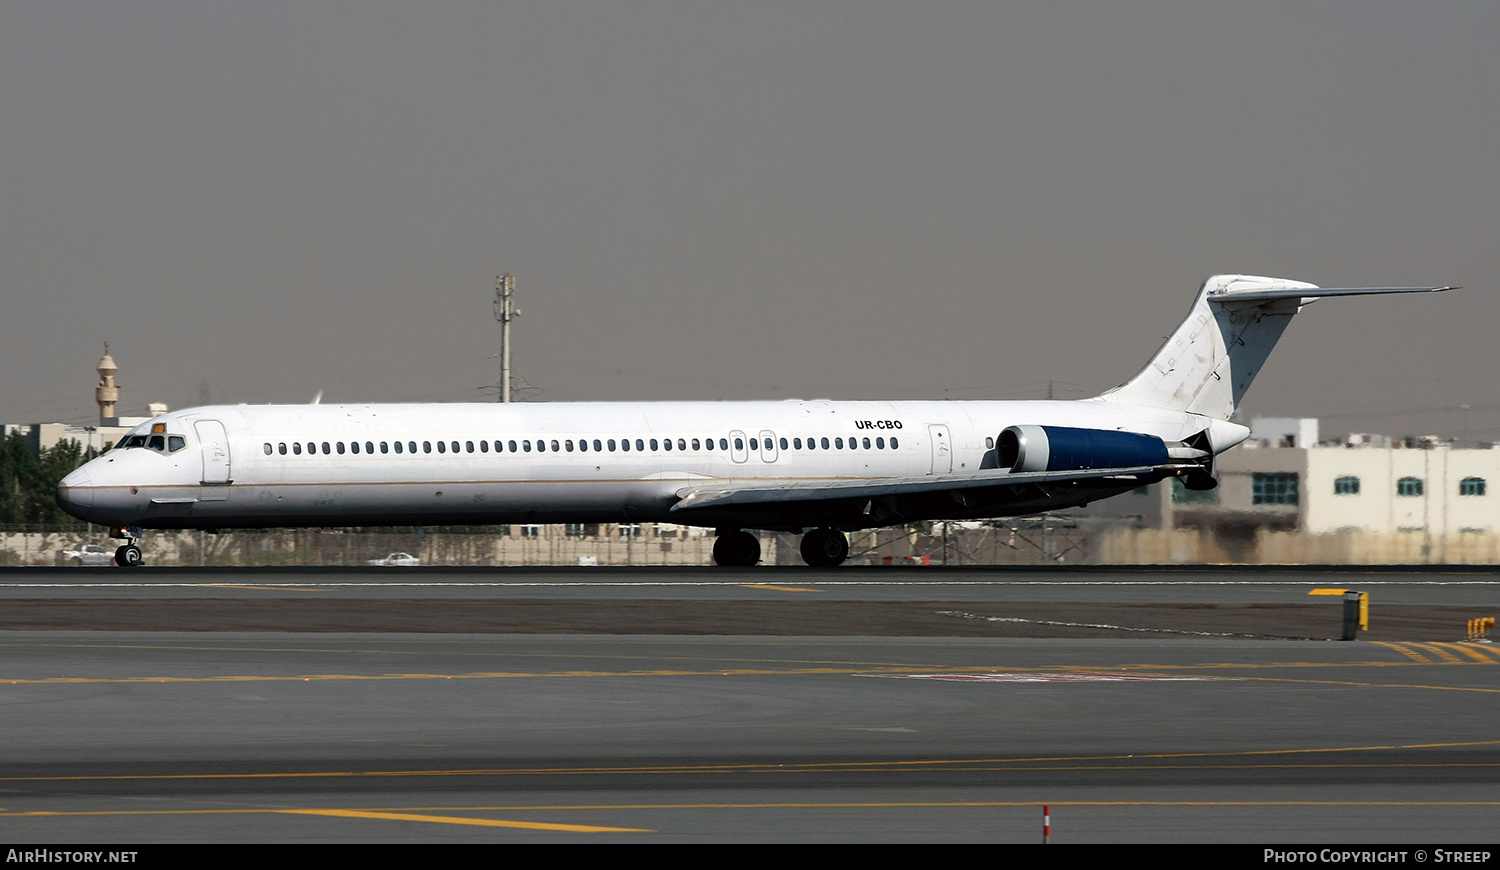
[{"xmin": 57, "ymin": 398, "xmax": 1233, "ymax": 533}]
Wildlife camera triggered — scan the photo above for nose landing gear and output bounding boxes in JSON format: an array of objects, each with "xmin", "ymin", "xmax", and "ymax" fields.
[
  {"xmin": 110, "ymin": 526, "xmax": 145, "ymax": 568},
  {"xmin": 711, "ymin": 530, "xmax": 761, "ymax": 567},
  {"xmin": 800, "ymin": 528, "xmax": 849, "ymax": 568}
]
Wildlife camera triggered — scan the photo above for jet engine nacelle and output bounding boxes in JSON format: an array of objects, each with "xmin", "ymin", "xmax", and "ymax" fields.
[{"xmin": 998, "ymin": 425, "xmax": 1170, "ymax": 473}]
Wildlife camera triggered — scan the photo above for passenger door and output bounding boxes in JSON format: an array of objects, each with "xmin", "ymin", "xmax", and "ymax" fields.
[
  {"xmin": 194, "ymin": 419, "xmax": 232, "ymax": 501},
  {"xmin": 927, "ymin": 423, "xmax": 952, "ymax": 475}
]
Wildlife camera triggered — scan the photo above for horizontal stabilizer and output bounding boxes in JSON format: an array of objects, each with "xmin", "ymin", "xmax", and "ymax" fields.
[{"xmin": 1210, "ymin": 285, "xmax": 1457, "ymax": 305}]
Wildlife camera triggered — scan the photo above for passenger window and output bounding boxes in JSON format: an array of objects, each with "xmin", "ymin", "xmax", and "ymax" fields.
[
  {"xmin": 678, "ymin": 438, "xmax": 686, "ymax": 450},
  {"xmin": 621, "ymin": 439, "xmax": 631, "ymax": 452},
  {"xmin": 862, "ymin": 437, "xmax": 871, "ymax": 449},
  {"xmin": 986, "ymin": 436, "xmax": 995, "ymax": 449},
  {"xmin": 608, "ymin": 439, "xmax": 617, "ymax": 451},
  {"xmin": 466, "ymin": 441, "xmax": 475, "ymax": 453},
  {"xmin": 704, "ymin": 438, "xmax": 713, "ymax": 451},
  {"xmin": 393, "ymin": 441, "xmax": 402, "ymax": 454},
  {"xmin": 835, "ymin": 438, "xmax": 843, "ymax": 449},
  {"xmin": 451, "ymin": 441, "xmax": 459, "ymax": 453},
  {"xmin": 293, "ymin": 442, "xmax": 302, "ymax": 455},
  {"xmin": 876, "ymin": 437, "xmax": 884, "ymax": 449},
  {"xmin": 508, "ymin": 440, "xmax": 517, "ymax": 453},
  {"xmin": 381, "ymin": 442, "xmax": 389, "ymax": 454},
  {"xmin": 437, "ymin": 441, "xmax": 446, "ymax": 453},
  {"xmin": 408, "ymin": 442, "xmax": 417, "ymax": 454},
  {"xmin": 537, "ymin": 440, "xmax": 546, "ymax": 453},
  {"xmin": 551, "ymin": 440, "xmax": 560, "ymax": 452},
  {"xmin": 263, "ymin": 442, "xmax": 272, "ymax": 455},
  {"xmin": 322, "ymin": 442, "xmax": 331, "ymax": 455},
  {"xmin": 523, "ymin": 440, "xmax": 532, "ymax": 452},
  {"xmin": 351, "ymin": 442, "xmax": 359, "ymax": 454},
  {"xmin": 650, "ymin": 439, "xmax": 659, "ymax": 451},
  {"xmin": 566, "ymin": 440, "xmax": 575, "ymax": 452},
  {"xmin": 423, "ymin": 441, "xmax": 432, "ymax": 453},
  {"xmin": 593, "ymin": 439, "xmax": 603, "ymax": 452},
  {"xmin": 719, "ymin": 438, "xmax": 728, "ymax": 450},
  {"xmin": 496, "ymin": 440, "xmax": 504, "ymax": 453},
  {"xmin": 692, "ymin": 439, "xmax": 701, "ymax": 450},
  {"xmin": 749, "ymin": 438, "xmax": 757, "ymax": 450},
  {"xmin": 662, "ymin": 439, "xmax": 671, "ymax": 451},
  {"xmin": 636, "ymin": 439, "xmax": 645, "ymax": 451},
  {"xmin": 734, "ymin": 438, "xmax": 744, "ymax": 450},
  {"xmin": 480, "ymin": 440, "xmax": 489, "ymax": 453},
  {"xmin": 820, "ymin": 438, "xmax": 830, "ymax": 449},
  {"xmin": 794, "ymin": 438, "xmax": 803, "ymax": 449},
  {"xmin": 890, "ymin": 437, "xmax": 899, "ymax": 449},
  {"xmin": 337, "ymin": 442, "xmax": 346, "ymax": 454},
  {"xmin": 780, "ymin": 437, "xmax": 788, "ymax": 450}
]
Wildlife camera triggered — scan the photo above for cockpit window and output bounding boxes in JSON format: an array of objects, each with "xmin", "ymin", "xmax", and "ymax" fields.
[
  {"xmin": 120, "ymin": 435, "xmax": 148, "ymax": 449},
  {"xmin": 147, "ymin": 435, "xmax": 166, "ymax": 452},
  {"xmin": 168, "ymin": 435, "xmax": 185, "ymax": 452}
]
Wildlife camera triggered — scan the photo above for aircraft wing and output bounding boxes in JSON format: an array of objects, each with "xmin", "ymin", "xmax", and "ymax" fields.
[{"xmin": 670, "ymin": 464, "xmax": 1167, "ymax": 515}]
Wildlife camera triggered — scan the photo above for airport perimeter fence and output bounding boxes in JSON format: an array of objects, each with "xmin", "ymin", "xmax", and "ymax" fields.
[{"xmin": 7, "ymin": 521, "xmax": 1499, "ymax": 568}]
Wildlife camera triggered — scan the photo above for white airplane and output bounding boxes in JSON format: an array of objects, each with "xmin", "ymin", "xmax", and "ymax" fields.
[{"xmin": 57, "ymin": 274, "xmax": 1451, "ymax": 568}]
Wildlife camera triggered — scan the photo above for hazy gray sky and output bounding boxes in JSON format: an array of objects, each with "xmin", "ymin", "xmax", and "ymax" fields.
[{"xmin": 2, "ymin": 2, "xmax": 1495, "ymax": 440}]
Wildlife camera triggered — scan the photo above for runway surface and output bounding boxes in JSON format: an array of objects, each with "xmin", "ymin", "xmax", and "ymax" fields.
[{"xmin": 0, "ymin": 567, "xmax": 1497, "ymax": 842}]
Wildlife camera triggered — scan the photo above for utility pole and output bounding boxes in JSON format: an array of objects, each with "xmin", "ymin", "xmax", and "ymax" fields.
[{"xmin": 493, "ymin": 274, "xmax": 518, "ymax": 402}]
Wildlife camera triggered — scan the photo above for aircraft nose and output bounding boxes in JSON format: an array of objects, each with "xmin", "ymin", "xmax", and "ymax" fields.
[{"xmin": 56, "ymin": 469, "xmax": 94, "ymax": 517}]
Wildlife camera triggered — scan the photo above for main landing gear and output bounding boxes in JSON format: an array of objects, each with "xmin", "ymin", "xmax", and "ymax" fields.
[
  {"xmin": 111, "ymin": 526, "xmax": 144, "ymax": 568},
  {"xmin": 712, "ymin": 530, "xmax": 761, "ymax": 567},
  {"xmin": 711, "ymin": 528, "xmax": 850, "ymax": 567},
  {"xmin": 799, "ymin": 528, "xmax": 849, "ymax": 568}
]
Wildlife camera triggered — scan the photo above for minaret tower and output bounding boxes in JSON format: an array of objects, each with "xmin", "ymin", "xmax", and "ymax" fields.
[{"xmin": 96, "ymin": 343, "xmax": 119, "ymax": 426}]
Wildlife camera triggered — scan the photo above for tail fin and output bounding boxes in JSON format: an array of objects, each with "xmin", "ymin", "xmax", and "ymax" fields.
[{"xmin": 1093, "ymin": 274, "xmax": 1453, "ymax": 420}]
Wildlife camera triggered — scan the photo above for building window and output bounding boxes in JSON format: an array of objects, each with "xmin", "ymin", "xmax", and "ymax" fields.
[
  {"xmin": 1251, "ymin": 472, "xmax": 1299, "ymax": 506},
  {"xmin": 1397, "ymin": 477, "xmax": 1425, "ymax": 497},
  {"xmin": 520, "ymin": 524, "xmax": 541, "ymax": 539},
  {"xmin": 564, "ymin": 523, "xmax": 586, "ymax": 538},
  {"xmin": 1334, "ymin": 476, "xmax": 1360, "ymax": 495},
  {"xmin": 619, "ymin": 523, "xmax": 640, "ymax": 538},
  {"xmin": 1460, "ymin": 477, "xmax": 1487, "ymax": 496}
]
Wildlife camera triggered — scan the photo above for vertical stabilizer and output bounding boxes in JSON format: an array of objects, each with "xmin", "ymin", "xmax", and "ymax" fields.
[{"xmin": 1094, "ymin": 275, "xmax": 1452, "ymax": 420}]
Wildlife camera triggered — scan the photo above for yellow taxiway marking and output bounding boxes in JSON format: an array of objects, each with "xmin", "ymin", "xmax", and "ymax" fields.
[
  {"xmin": 739, "ymin": 584, "xmax": 824, "ymax": 593},
  {"xmin": 1370, "ymin": 641, "xmax": 1432, "ymax": 663},
  {"xmin": 277, "ymin": 808, "xmax": 648, "ymax": 832},
  {"xmin": 1442, "ymin": 643, "xmax": 1500, "ymax": 664},
  {"xmin": 1465, "ymin": 643, "xmax": 1500, "ymax": 662},
  {"xmin": 4, "ymin": 739, "xmax": 1500, "ymax": 785},
  {"xmin": 1412, "ymin": 643, "xmax": 1467, "ymax": 664},
  {"xmin": 9, "ymin": 800, "xmax": 1500, "ymax": 823}
]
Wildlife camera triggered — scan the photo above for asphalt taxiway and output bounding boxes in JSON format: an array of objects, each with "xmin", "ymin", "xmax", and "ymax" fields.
[{"xmin": 0, "ymin": 567, "xmax": 1496, "ymax": 842}]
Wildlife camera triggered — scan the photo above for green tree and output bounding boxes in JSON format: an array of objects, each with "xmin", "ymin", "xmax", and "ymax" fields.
[{"xmin": 0, "ymin": 433, "xmax": 87, "ymax": 525}]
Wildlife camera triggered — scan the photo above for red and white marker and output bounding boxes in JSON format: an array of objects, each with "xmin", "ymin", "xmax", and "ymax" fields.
[{"xmin": 1043, "ymin": 805, "xmax": 1050, "ymax": 843}]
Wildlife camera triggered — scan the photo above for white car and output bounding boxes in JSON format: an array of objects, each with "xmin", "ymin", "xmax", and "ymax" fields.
[
  {"xmin": 60, "ymin": 543, "xmax": 116, "ymax": 567},
  {"xmin": 366, "ymin": 552, "xmax": 420, "ymax": 567}
]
